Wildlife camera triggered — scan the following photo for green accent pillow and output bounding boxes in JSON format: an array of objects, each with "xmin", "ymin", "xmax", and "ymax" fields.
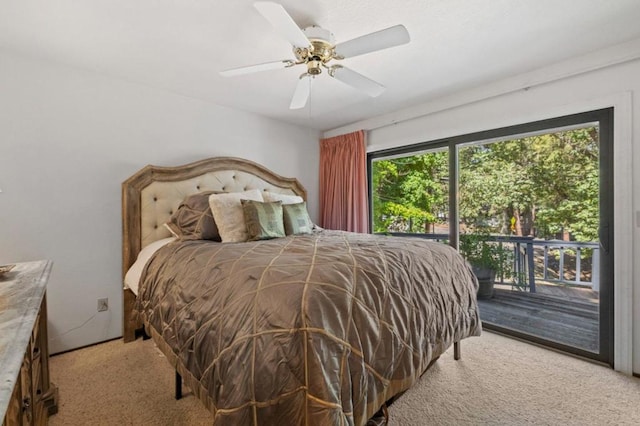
[
  {"xmin": 283, "ymin": 202, "xmax": 313, "ymax": 235},
  {"xmin": 241, "ymin": 200, "xmax": 286, "ymax": 241}
]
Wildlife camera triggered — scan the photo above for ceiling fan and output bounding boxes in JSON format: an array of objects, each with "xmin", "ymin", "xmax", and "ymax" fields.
[{"xmin": 220, "ymin": 2, "xmax": 410, "ymax": 109}]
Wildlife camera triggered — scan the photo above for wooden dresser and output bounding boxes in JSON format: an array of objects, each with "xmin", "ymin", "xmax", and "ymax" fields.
[{"xmin": 0, "ymin": 261, "xmax": 58, "ymax": 425}]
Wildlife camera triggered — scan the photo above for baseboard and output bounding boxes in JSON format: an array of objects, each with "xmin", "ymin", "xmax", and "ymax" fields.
[{"xmin": 50, "ymin": 336, "xmax": 123, "ymax": 357}]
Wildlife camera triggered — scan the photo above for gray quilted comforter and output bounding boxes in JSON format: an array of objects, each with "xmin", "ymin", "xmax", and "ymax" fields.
[{"xmin": 135, "ymin": 230, "xmax": 481, "ymax": 425}]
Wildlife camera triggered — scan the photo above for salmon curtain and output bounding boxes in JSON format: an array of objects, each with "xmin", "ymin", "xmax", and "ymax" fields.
[{"xmin": 319, "ymin": 130, "xmax": 369, "ymax": 233}]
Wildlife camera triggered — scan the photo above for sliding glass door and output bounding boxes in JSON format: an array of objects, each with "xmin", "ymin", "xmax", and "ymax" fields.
[{"xmin": 368, "ymin": 108, "xmax": 613, "ymax": 366}]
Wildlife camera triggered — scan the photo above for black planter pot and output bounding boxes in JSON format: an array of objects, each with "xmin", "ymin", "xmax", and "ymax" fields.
[{"xmin": 472, "ymin": 266, "xmax": 496, "ymax": 299}]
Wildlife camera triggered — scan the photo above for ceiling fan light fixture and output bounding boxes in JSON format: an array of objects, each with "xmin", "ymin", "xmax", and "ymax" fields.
[{"xmin": 307, "ymin": 60, "xmax": 323, "ymax": 75}]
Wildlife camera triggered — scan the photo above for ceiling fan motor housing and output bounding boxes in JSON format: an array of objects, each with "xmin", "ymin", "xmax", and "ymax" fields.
[{"xmin": 295, "ymin": 26, "xmax": 336, "ymax": 75}]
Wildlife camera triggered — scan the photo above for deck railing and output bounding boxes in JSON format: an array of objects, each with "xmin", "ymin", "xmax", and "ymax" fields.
[{"xmin": 381, "ymin": 232, "xmax": 600, "ymax": 292}]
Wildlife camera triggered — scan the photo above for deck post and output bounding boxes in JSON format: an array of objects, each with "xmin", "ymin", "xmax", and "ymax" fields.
[
  {"xmin": 527, "ymin": 240, "xmax": 536, "ymax": 293},
  {"xmin": 454, "ymin": 341, "xmax": 460, "ymax": 360},
  {"xmin": 575, "ymin": 248, "xmax": 582, "ymax": 284}
]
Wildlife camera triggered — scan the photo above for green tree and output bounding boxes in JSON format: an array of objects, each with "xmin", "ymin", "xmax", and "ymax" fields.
[
  {"xmin": 458, "ymin": 127, "xmax": 599, "ymax": 242},
  {"xmin": 372, "ymin": 127, "xmax": 600, "ymax": 243},
  {"xmin": 371, "ymin": 151, "xmax": 448, "ymax": 233}
]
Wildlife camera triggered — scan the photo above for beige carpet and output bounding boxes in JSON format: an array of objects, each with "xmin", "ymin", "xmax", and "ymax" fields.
[{"xmin": 49, "ymin": 332, "xmax": 640, "ymax": 425}]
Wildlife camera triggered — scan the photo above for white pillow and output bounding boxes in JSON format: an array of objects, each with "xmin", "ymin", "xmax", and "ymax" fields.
[
  {"xmin": 208, "ymin": 189, "xmax": 264, "ymax": 242},
  {"xmin": 263, "ymin": 191, "xmax": 304, "ymax": 205}
]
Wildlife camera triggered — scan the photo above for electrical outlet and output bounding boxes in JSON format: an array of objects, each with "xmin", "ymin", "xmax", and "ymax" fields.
[{"xmin": 97, "ymin": 298, "xmax": 109, "ymax": 312}]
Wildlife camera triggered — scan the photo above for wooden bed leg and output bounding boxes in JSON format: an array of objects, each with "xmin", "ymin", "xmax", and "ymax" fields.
[
  {"xmin": 123, "ymin": 327, "xmax": 136, "ymax": 343},
  {"xmin": 123, "ymin": 288, "xmax": 137, "ymax": 343},
  {"xmin": 454, "ymin": 341, "xmax": 461, "ymax": 360},
  {"xmin": 175, "ymin": 371, "xmax": 182, "ymax": 400}
]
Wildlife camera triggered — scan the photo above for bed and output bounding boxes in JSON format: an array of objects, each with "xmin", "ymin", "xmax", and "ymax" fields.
[{"xmin": 122, "ymin": 156, "xmax": 481, "ymax": 425}]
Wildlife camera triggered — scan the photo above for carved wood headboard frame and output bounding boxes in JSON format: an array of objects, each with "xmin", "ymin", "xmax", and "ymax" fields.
[{"xmin": 121, "ymin": 156, "xmax": 307, "ymax": 342}]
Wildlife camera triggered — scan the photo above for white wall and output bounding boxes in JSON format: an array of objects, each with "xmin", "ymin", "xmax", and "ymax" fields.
[
  {"xmin": 0, "ymin": 51, "xmax": 320, "ymax": 354},
  {"xmin": 327, "ymin": 58, "xmax": 639, "ymax": 375}
]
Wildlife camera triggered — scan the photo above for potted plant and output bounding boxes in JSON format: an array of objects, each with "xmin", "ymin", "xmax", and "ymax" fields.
[{"xmin": 459, "ymin": 229, "xmax": 506, "ymax": 299}]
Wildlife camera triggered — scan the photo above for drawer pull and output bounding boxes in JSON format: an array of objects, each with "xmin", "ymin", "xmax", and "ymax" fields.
[{"xmin": 22, "ymin": 396, "xmax": 31, "ymax": 409}]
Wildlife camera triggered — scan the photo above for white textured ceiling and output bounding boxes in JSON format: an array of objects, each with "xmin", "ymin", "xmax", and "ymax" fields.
[{"xmin": 1, "ymin": 0, "xmax": 640, "ymax": 131}]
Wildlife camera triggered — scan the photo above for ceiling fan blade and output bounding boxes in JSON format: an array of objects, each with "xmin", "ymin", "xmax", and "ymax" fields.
[
  {"xmin": 220, "ymin": 59, "xmax": 294, "ymax": 77},
  {"xmin": 254, "ymin": 2, "xmax": 310, "ymax": 47},
  {"xmin": 290, "ymin": 74, "xmax": 312, "ymax": 109},
  {"xmin": 330, "ymin": 66, "xmax": 385, "ymax": 97},
  {"xmin": 334, "ymin": 24, "xmax": 410, "ymax": 59}
]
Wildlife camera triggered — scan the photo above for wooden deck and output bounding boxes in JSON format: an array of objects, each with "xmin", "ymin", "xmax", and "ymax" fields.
[{"xmin": 477, "ymin": 287, "xmax": 599, "ymax": 352}]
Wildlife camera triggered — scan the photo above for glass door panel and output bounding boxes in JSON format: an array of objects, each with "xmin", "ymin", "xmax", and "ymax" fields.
[
  {"xmin": 371, "ymin": 148, "xmax": 450, "ymax": 243},
  {"xmin": 456, "ymin": 121, "xmax": 611, "ymax": 363}
]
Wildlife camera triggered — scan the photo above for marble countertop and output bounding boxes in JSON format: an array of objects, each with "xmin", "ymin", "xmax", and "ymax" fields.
[{"xmin": 0, "ymin": 260, "xmax": 52, "ymax": 419}]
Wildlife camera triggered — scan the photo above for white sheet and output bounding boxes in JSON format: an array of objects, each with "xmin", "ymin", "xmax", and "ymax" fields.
[{"xmin": 124, "ymin": 237, "xmax": 176, "ymax": 295}]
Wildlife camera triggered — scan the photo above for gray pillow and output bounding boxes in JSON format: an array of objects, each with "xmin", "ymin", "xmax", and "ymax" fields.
[{"xmin": 165, "ymin": 191, "xmax": 221, "ymax": 241}]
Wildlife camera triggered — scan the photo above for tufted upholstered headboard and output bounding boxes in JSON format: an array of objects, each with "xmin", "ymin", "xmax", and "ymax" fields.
[{"xmin": 121, "ymin": 157, "xmax": 306, "ymax": 342}]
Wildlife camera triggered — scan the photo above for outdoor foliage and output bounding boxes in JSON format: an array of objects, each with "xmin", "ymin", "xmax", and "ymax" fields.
[
  {"xmin": 372, "ymin": 127, "xmax": 599, "ymax": 242},
  {"xmin": 372, "ymin": 151, "xmax": 449, "ymax": 233}
]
